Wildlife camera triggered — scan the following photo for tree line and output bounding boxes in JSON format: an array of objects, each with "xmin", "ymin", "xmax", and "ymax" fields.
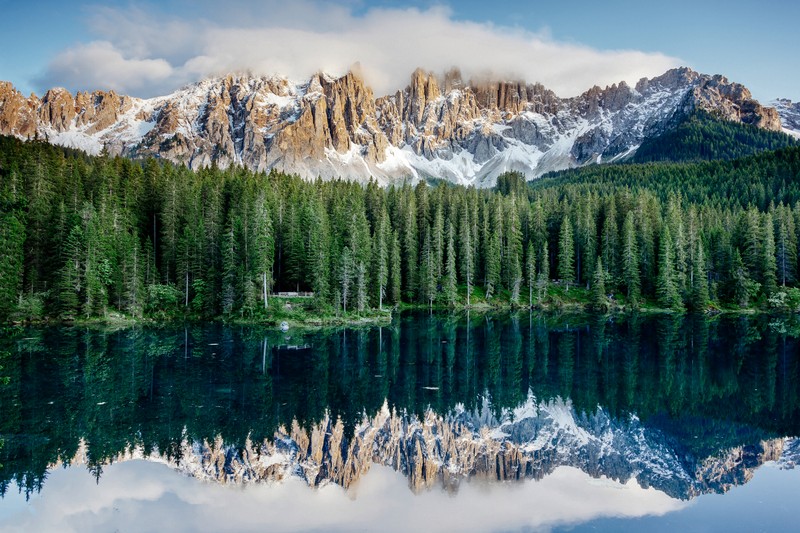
[
  {"xmin": 2, "ymin": 136, "xmax": 800, "ymax": 321},
  {"xmin": 632, "ymin": 110, "xmax": 798, "ymax": 164}
]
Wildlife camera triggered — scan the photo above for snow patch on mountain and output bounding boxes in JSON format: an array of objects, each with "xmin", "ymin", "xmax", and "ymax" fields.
[
  {"xmin": 772, "ymin": 98, "xmax": 800, "ymax": 138},
  {"xmin": 0, "ymin": 68, "xmax": 783, "ymax": 187}
]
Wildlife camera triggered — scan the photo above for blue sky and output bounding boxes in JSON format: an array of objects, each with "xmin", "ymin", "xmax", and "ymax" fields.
[{"xmin": 0, "ymin": 0, "xmax": 797, "ymax": 101}]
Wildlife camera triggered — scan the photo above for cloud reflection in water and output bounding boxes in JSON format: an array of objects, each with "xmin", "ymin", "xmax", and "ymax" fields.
[{"xmin": 0, "ymin": 461, "xmax": 684, "ymax": 533}]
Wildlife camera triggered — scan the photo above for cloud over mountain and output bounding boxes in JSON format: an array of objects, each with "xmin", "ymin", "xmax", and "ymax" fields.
[{"xmin": 37, "ymin": 1, "xmax": 681, "ymax": 98}]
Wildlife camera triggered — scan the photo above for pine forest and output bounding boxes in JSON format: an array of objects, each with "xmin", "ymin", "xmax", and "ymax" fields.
[{"xmin": 2, "ymin": 135, "xmax": 800, "ymax": 324}]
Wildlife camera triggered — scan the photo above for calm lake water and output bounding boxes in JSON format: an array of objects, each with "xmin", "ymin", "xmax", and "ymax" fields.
[{"xmin": 1, "ymin": 312, "xmax": 799, "ymax": 532}]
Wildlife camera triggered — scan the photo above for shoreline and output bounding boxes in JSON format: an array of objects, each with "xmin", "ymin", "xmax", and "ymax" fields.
[{"xmin": 4, "ymin": 301, "xmax": 793, "ymax": 331}]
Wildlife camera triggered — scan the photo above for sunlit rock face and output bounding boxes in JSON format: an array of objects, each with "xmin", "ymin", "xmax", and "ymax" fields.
[
  {"xmin": 0, "ymin": 67, "xmax": 783, "ymax": 186},
  {"xmin": 74, "ymin": 396, "xmax": 793, "ymax": 500}
]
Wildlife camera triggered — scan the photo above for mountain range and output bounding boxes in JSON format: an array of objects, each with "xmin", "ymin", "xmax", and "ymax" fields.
[
  {"xmin": 0, "ymin": 67, "xmax": 797, "ymax": 186},
  {"xmin": 65, "ymin": 396, "xmax": 798, "ymax": 500}
]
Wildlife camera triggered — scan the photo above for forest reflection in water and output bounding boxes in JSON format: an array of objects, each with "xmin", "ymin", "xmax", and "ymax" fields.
[{"xmin": 1, "ymin": 311, "xmax": 799, "ymax": 501}]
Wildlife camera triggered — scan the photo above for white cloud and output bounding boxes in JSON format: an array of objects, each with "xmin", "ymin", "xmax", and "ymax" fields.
[
  {"xmin": 41, "ymin": 41, "xmax": 174, "ymax": 94},
  {"xmin": 0, "ymin": 461, "xmax": 685, "ymax": 533},
  {"xmin": 36, "ymin": 2, "xmax": 682, "ymax": 98}
]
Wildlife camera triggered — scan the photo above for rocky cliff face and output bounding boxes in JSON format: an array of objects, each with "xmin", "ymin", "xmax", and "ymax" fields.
[
  {"xmin": 69, "ymin": 396, "xmax": 794, "ymax": 500},
  {"xmin": 0, "ymin": 67, "xmax": 785, "ymax": 186}
]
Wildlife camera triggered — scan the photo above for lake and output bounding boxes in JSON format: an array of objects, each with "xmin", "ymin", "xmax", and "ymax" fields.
[{"xmin": 1, "ymin": 312, "xmax": 799, "ymax": 532}]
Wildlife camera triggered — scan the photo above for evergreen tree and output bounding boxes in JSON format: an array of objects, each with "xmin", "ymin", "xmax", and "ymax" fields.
[
  {"xmin": 356, "ymin": 261, "xmax": 367, "ymax": 313},
  {"xmin": 120, "ymin": 231, "xmax": 144, "ymax": 317},
  {"xmin": 459, "ymin": 207, "xmax": 474, "ymax": 306},
  {"xmin": 402, "ymin": 193, "xmax": 418, "ymax": 301},
  {"xmin": 23, "ymin": 156, "xmax": 55, "ymax": 294},
  {"xmin": 389, "ymin": 231, "xmax": 402, "ymax": 306},
  {"xmin": 221, "ymin": 220, "xmax": 238, "ymax": 315},
  {"xmin": 505, "ymin": 200, "xmax": 523, "ymax": 303},
  {"xmin": 81, "ymin": 203, "xmax": 111, "ymax": 318},
  {"xmin": 443, "ymin": 223, "xmax": 458, "ymax": 306},
  {"xmin": 637, "ymin": 205, "xmax": 657, "ymax": 296},
  {"xmin": 159, "ymin": 169, "xmax": 181, "ymax": 284},
  {"xmin": 621, "ymin": 211, "xmax": 641, "ymax": 306},
  {"xmin": 484, "ymin": 201, "xmax": 502, "ymax": 299},
  {"xmin": 526, "ymin": 242, "xmax": 536, "ymax": 308},
  {"xmin": 307, "ymin": 197, "xmax": 330, "ymax": 308},
  {"xmin": 420, "ymin": 226, "xmax": 437, "ymax": 308},
  {"xmin": 657, "ymin": 225, "xmax": 682, "ymax": 310},
  {"xmin": 600, "ymin": 199, "xmax": 618, "ymax": 286},
  {"xmin": 591, "ymin": 257, "xmax": 608, "ymax": 312},
  {"xmin": 576, "ymin": 198, "xmax": 596, "ymax": 287},
  {"xmin": 143, "ymin": 236, "xmax": 157, "ymax": 288},
  {"xmin": 558, "ymin": 216, "xmax": 575, "ymax": 289},
  {"xmin": 58, "ymin": 223, "xmax": 84, "ymax": 318},
  {"xmin": 0, "ymin": 199, "xmax": 25, "ymax": 321},
  {"xmin": 776, "ymin": 208, "xmax": 797, "ymax": 286},
  {"xmin": 731, "ymin": 249, "xmax": 757, "ymax": 307},
  {"xmin": 283, "ymin": 203, "xmax": 305, "ymax": 292},
  {"xmin": 762, "ymin": 213, "xmax": 778, "ymax": 296},
  {"xmin": 742, "ymin": 207, "xmax": 762, "ymax": 275},
  {"xmin": 689, "ymin": 239, "xmax": 709, "ymax": 311},
  {"xmin": 537, "ymin": 240, "xmax": 549, "ymax": 305},
  {"xmin": 667, "ymin": 197, "xmax": 688, "ymax": 299},
  {"xmin": 671, "ymin": 219, "xmax": 688, "ymax": 300},
  {"xmin": 349, "ymin": 209, "xmax": 372, "ymax": 283},
  {"xmin": 432, "ymin": 204, "xmax": 445, "ymax": 283},
  {"xmin": 340, "ymin": 246, "xmax": 353, "ymax": 313},
  {"xmin": 373, "ymin": 208, "xmax": 390, "ymax": 310},
  {"xmin": 253, "ymin": 193, "xmax": 275, "ymax": 310},
  {"xmin": 530, "ymin": 198, "xmax": 547, "ymax": 270}
]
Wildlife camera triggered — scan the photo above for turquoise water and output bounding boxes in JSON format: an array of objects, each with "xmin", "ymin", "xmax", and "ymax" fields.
[{"xmin": 1, "ymin": 312, "xmax": 799, "ymax": 532}]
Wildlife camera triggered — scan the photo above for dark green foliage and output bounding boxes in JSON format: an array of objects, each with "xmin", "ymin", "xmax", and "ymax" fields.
[
  {"xmin": 762, "ymin": 213, "xmax": 778, "ymax": 296},
  {"xmin": 495, "ymin": 170, "xmax": 528, "ymax": 197},
  {"xmin": 689, "ymin": 240, "xmax": 710, "ymax": 311},
  {"xmin": 558, "ymin": 216, "xmax": 575, "ymax": 288},
  {"xmin": 372, "ymin": 207, "xmax": 390, "ymax": 310},
  {"xmin": 526, "ymin": 242, "xmax": 536, "ymax": 308},
  {"xmin": 657, "ymin": 224, "xmax": 682, "ymax": 311},
  {"xmin": 633, "ymin": 111, "xmax": 798, "ymax": 163},
  {"xmin": 459, "ymin": 206, "xmax": 474, "ymax": 305},
  {"xmin": 591, "ymin": 257, "xmax": 609, "ymax": 311},
  {"xmin": 0, "ymin": 192, "xmax": 25, "ymax": 321},
  {"xmin": 484, "ymin": 200, "xmax": 502, "ymax": 299},
  {"xmin": 621, "ymin": 211, "xmax": 641, "ymax": 305},
  {"xmin": 443, "ymin": 223, "xmax": 458, "ymax": 306},
  {"xmin": 730, "ymin": 250, "xmax": 758, "ymax": 307},
  {"xmin": 389, "ymin": 231, "xmax": 402, "ymax": 305},
  {"xmin": 537, "ymin": 240, "xmax": 549, "ymax": 306},
  {"xmin": 536, "ymin": 147, "xmax": 800, "ymax": 211},
  {"xmin": 419, "ymin": 226, "xmax": 436, "ymax": 307},
  {"xmin": 3, "ymin": 134, "xmax": 800, "ymax": 320}
]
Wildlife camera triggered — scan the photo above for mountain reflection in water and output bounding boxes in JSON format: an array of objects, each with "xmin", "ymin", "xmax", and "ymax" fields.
[{"xmin": 1, "ymin": 312, "xmax": 799, "ymax": 503}]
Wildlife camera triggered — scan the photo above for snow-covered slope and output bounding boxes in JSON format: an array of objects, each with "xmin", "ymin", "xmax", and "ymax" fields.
[
  {"xmin": 0, "ymin": 67, "xmax": 783, "ymax": 187},
  {"xmin": 772, "ymin": 98, "xmax": 800, "ymax": 138}
]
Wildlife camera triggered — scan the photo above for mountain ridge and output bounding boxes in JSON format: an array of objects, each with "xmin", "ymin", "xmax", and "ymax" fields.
[
  {"xmin": 0, "ymin": 67, "xmax": 786, "ymax": 186},
  {"xmin": 60, "ymin": 396, "xmax": 795, "ymax": 500}
]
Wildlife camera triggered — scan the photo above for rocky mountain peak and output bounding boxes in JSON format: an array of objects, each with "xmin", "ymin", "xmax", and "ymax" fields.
[
  {"xmin": 0, "ymin": 66, "xmax": 787, "ymax": 186},
  {"xmin": 0, "ymin": 81, "xmax": 39, "ymax": 138},
  {"xmin": 443, "ymin": 67, "xmax": 465, "ymax": 92}
]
